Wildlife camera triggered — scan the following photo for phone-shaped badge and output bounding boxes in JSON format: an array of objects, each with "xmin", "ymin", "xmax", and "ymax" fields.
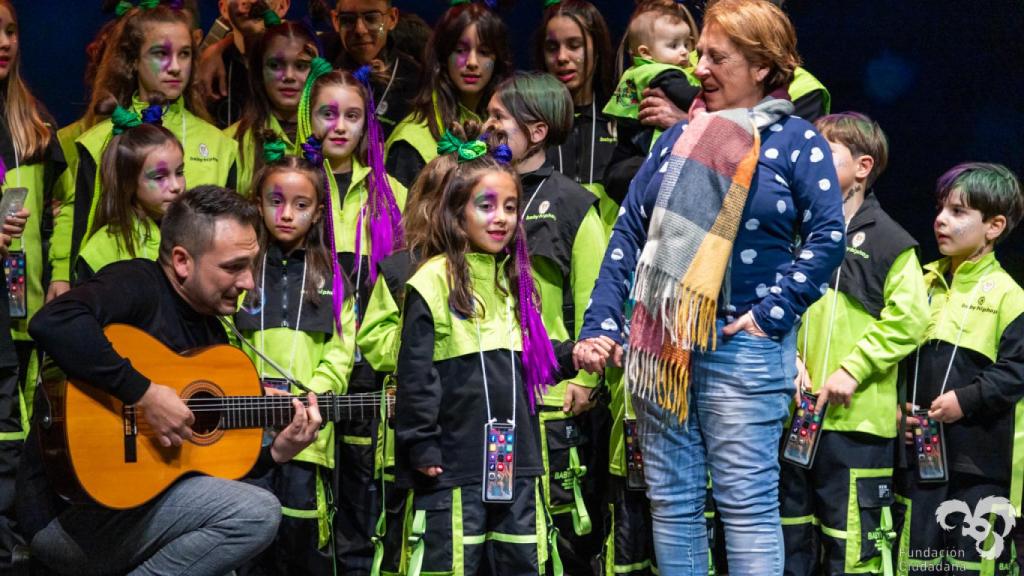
[
  {"xmin": 261, "ymin": 377, "xmax": 290, "ymax": 393},
  {"xmin": 623, "ymin": 417, "xmax": 645, "ymax": 490},
  {"xmin": 0, "ymin": 187, "xmax": 28, "ymax": 220},
  {"xmin": 912, "ymin": 409, "xmax": 948, "ymax": 483},
  {"xmin": 4, "ymin": 250, "xmax": 27, "ymax": 319},
  {"xmin": 781, "ymin": 392, "xmax": 826, "ymax": 468},
  {"xmin": 482, "ymin": 421, "xmax": 515, "ymax": 503}
]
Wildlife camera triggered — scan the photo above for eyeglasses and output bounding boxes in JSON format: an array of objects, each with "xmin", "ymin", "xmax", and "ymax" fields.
[{"xmin": 337, "ymin": 11, "xmax": 385, "ymax": 31}]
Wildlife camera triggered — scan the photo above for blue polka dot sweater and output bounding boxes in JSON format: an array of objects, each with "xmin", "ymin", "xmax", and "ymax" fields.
[{"xmin": 579, "ymin": 115, "xmax": 846, "ymax": 342}]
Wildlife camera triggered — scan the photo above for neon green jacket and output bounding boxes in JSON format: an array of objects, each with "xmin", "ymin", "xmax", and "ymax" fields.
[
  {"xmin": 225, "ymin": 114, "xmax": 294, "ymax": 196},
  {"xmin": 76, "ymin": 217, "xmax": 161, "ymax": 281},
  {"xmin": 51, "ymin": 95, "xmax": 238, "ymax": 283}
]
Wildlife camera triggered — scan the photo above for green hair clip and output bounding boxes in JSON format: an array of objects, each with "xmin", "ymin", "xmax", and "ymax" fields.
[
  {"xmin": 296, "ymin": 57, "xmax": 335, "ymax": 152},
  {"xmin": 263, "ymin": 138, "xmax": 288, "ymax": 164},
  {"xmin": 111, "ymin": 106, "xmax": 142, "ymax": 135},
  {"xmin": 139, "ymin": 0, "xmax": 160, "ymax": 8},
  {"xmin": 437, "ymin": 131, "xmax": 488, "ymax": 163},
  {"xmin": 263, "ymin": 8, "xmax": 282, "ymax": 27},
  {"xmin": 114, "ymin": 0, "xmax": 135, "ymax": 16},
  {"xmin": 543, "ymin": 0, "xmax": 561, "ymax": 6},
  {"xmin": 449, "ymin": 0, "xmax": 472, "ymax": 5}
]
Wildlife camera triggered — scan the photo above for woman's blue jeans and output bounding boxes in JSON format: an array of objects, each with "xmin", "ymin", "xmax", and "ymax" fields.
[{"xmin": 635, "ymin": 322, "xmax": 796, "ymax": 576}]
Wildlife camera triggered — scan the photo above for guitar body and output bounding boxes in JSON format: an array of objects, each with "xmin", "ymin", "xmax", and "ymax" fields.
[{"xmin": 41, "ymin": 324, "xmax": 264, "ymax": 509}]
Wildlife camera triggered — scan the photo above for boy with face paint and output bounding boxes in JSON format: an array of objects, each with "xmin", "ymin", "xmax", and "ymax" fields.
[
  {"xmin": 779, "ymin": 113, "xmax": 929, "ymax": 576},
  {"xmin": 892, "ymin": 163, "xmax": 1024, "ymax": 576}
]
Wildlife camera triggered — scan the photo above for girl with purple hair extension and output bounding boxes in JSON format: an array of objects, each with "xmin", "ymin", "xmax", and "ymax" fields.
[
  {"xmin": 393, "ymin": 128, "xmax": 611, "ymax": 575},
  {"xmin": 299, "ymin": 63, "xmax": 407, "ymax": 571},
  {"xmin": 233, "ymin": 147, "xmax": 357, "ymax": 575}
]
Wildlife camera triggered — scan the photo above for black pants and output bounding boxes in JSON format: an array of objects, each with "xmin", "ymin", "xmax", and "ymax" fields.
[
  {"xmin": 894, "ymin": 455, "xmax": 1017, "ymax": 575},
  {"xmin": 780, "ymin": 431, "xmax": 896, "ymax": 576},
  {"xmin": 0, "ymin": 362, "xmax": 22, "ymax": 572}
]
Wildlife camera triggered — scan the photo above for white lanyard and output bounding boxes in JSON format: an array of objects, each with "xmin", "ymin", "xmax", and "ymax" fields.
[
  {"xmin": 910, "ymin": 272, "xmax": 988, "ymax": 406},
  {"xmin": 556, "ymin": 102, "xmax": 596, "ymax": 185},
  {"xmin": 800, "ymin": 225, "xmax": 848, "ymax": 388},
  {"xmin": 476, "ymin": 290, "xmax": 518, "ymax": 425},
  {"xmin": 521, "ymin": 176, "xmax": 549, "ymax": 218},
  {"xmin": 375, "ymin": 58, "xmax": 399, "ymax": 116},
  {"xmin": 257, "ymin": 250, "xmax": 308, "ymax": 380}
]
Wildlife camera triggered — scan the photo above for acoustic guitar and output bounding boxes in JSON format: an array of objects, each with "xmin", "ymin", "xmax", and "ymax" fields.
[{"xmin": 39, "ymin": 323, "xmax": 391, "ymax": 509}]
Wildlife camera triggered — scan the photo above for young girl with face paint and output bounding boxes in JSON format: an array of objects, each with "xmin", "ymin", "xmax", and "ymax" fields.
[
  {"xmin": 229, "ymin": 17, "xmax": 318, "ymax": 195},
  {"xmin": 395, "ymin": 127, "xmax": 592, "ymax": 574},
  {"xmin": 482, "ymin": 71, "xmax": 609, "ymax": 572},
  {"xmin": 534, "ymin": 0, "xmax": 619, "ymax": 234},
  {"xmin": 0, "ymin": 1, "xmax": 59, "ymax": 558},
  {"xmin": 75, "ymin": 101, "xmax": 184, "ymax": 282},
  {"xmin": 383, "ymin": 0, "xmax": 513, "ymax": 189},
  {"xmin": 234, "ymin": 152, "xmax": 356, "ymax": 575},
  {"xmin": 49, "ymin": 2, "xmax": 239, "ymax": 299},
  {"xmin": 299, "ymin": 64, "xmax": 407, "ymax": 572}
]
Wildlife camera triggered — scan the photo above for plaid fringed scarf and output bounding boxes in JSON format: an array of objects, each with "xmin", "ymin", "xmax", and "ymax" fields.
[{"xmin": 626, "ymin": 96, "xmax": 793, "ymax": 422}]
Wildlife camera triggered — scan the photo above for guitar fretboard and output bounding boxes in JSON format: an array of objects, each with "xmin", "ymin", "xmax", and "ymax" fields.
[{"xmin": 181, "ymin": 392, "xmax": 388, "ymax": 429}]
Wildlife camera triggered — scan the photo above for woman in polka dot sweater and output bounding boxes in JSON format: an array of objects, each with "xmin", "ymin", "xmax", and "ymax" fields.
[{"xmin": 573, "ymin": 1, "xmax": 845, "ymax": 575}]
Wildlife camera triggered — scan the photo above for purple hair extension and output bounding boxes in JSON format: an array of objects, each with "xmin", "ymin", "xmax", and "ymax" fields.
[
  {"xmin": 0, "ymin": 156, "xmax": 6, "ymax": 186},
  {"xmin": 303, "ymin": 137, "xmax": 346, "ymax": 334},
  {"xmin": 513, "ymin": 225, "xmax": 559, "ymax": 412},
  {"xmin": 354, "ymin": 65, "xmax": 404, "ymax": 286}
]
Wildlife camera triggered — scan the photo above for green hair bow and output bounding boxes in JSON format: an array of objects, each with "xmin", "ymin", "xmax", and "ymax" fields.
[
  {"xmin": 543, "ymin": 0, "xmax": 561, "ymax": 6},
  {"xmin": 263, "ymin": 8, "xmax": 282, "ymax": 27},
  {"xmin": 437, "ymin": 131, "xmax": 488, "ymax": 163},
  {"xmin": 139, "ymin": 0, "xmax": 160, "ymax": 8},
  {"xmin": 263, "ymin": 138, "xmax": 288, "ymax": 164},
  {"xmin": 114, "ymin": 0, "xmax": 134, "ymax": 16},
  {"xmin": 296, "ymin": 57, "xmax": 335, "ymax": 152},
  {"xmin": 111, "ymin": 106, "xmax": 142, "ymax": 135}
]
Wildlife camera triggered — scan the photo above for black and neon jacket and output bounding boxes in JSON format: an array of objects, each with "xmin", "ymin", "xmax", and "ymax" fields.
[
  {"xmin": 52, "ymin": 95, "xmax": 238, "ymax": 284},
  {"xmin": 520, "ymin": 164, "xmax": 604, "ymax": 407},
  {"xmin": 0, "ymin": 107, "xmax": 65, "ymax": 343},
  {"xmin": 384, "ymin": 94, "xmax": 482, "ymax": 189},
  {"xmin": 545, "ymin": 103, "xmax": 619, "ymax": 235},
  {"xmin": 394, "ymin": 253, "xmax": 576, "ymax": 491},
  {"xmin": 234, "ymin": 243, "xmax": 356, "ymax": 469},
  {"xmin": 798, "ymin": 193, "xmax": 929, "ymax": 438},
  {"xmin": 908, "ymin": 253, "xmax": 1024, "ymax": 504}
]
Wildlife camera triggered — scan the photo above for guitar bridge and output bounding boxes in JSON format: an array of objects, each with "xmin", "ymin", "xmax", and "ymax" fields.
[{"xmin": 123, "ymin": 405, "xmax": 138, "ymax": 463}]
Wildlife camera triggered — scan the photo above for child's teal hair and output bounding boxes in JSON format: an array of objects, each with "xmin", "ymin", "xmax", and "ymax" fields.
[
  {"xmin": 936, "ymin": 162, "xmax": 1024, "ymax": 243},
  {"xmin": 493, "ymin": 71, "xmax": 573, "ymax": 154}
]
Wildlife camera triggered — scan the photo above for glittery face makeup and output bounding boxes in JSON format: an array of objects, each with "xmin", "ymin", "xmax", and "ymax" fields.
[
  {"xmin": 462, "ymin": 171, "xmax": 519, "ymax": 254},
  {"xmin": 312, "ymin": 84, "xmax": 366, "ymax": 173},
  {"xmin": 262, "ymin": 35, "xmax": 312, "ymax": 120},
  {"xmin": 447, "ymin": 23, "xmax": 496, "ymax": 101},
  {"xmin": 934, "ymin": 188, "xmax": 995, "ymax": 268},
  {"xmin": 135, "ymin": 142, "xmax": 185, "ymax": 220},
  {"xmin": 336, "ymin": 0, "xmax": 396, "ymax": 66},
  {"xmin": 137, "ymin": 22, "xmax": 192, "ymax": 101},
  {"xmin": 542, "ymin": 16, "xmax": 594, "ymax": 99},
  {"xmin": 825, "ymin": 139, "xmax": 858, "ymax": 209},
  {"xmin": 483, "ymin": 94, "xmax": 531, "ymax": 165},
  {"xmin": 262, "ymin": 170, "xmax": 322, "ymax": 253}
]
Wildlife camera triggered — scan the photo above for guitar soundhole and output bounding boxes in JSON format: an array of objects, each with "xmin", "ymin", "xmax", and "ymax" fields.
[
  {"xmin": 187, "ymin": 391, "xmax": 221, "ymax": 436},
  {"xmin": 182, "ymin": 380, "xmax": 225, "ymax": 446}
]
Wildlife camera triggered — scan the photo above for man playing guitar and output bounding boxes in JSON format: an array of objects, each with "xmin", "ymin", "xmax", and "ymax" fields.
[{"xmin": 18, "ymin": 186, "xmax": 322, "ymax": 576}]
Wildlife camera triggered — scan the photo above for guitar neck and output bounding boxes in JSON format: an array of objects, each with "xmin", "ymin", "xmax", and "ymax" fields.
[{"xmin": 210, "ymin": 392, "xmax": 387, "ymax": 430}]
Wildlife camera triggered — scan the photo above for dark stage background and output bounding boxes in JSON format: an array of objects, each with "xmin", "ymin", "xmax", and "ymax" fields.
[{"xmin": 12, "ymin": 0, "xmax": 1024, "ymax": 280}]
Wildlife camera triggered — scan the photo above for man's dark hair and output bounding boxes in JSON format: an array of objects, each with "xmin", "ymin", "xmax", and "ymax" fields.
[{"xmin": 159, "ymin": 186, "xmax": 261, "ymax": 264}]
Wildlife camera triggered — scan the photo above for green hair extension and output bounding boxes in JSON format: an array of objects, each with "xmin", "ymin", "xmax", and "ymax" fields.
[
  {"xmin": 111, "ymin": 106, "xmax": 142, "ymax": 135},
  {"xmin": 437, "ymin": 130, "xmax": 487, "ymax": 163},
  {"xmin": 296, "ymin": 57, "xmax": 335, "ymax": 153}
]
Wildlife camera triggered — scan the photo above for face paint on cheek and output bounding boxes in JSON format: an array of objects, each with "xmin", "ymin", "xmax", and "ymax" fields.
[
  {"xmin": 473, "ymin": 189, "xmax": 499, "ymax": 226},
  {"xmin": 451, "ymin": 51, "xmax": 468, "ymax": 70},
  {"xmin": 271, "ymin": 185, "xmax": 285, "ymax": 223},
  {"xmin": 161, "ymin": 40, "xmax": 172, "ymax": 72}
]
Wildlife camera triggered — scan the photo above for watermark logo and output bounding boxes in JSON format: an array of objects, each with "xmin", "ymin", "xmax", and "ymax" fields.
[{"xmin": 935, "ymin": 496, "xmax": 1016, "ymax": 560}]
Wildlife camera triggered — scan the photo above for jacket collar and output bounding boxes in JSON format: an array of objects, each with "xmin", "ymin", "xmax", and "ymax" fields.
[
  {"xmin": 924, "ymin": 251, "xmax": 1000, "ymax": 290},
  {"xmin": 847, "ymin": 192, "xmax": 881, "ymax": 232}
]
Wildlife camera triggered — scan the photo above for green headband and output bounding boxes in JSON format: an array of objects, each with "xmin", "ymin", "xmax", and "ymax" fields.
[
  {"xmin": 139, "ymin": 0, "xmax": 160, "ymax": 8},
  {"xmin": 263, "ymin": 8, "xmax": 282, "ymax": 27},
  {"xmin": 437, "ymin": 131, "xmax": 488, "ymax": 163},
  {"xmin": 296, "ymin": 57, "xmax": 335, "ymax": 152},
  {"xmin": 111, "ymin": 106, "xmax": 142, "ymax": 135}
]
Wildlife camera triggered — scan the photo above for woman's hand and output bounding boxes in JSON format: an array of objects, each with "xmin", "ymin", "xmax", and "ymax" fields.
[
  {"xmin": 573, "ymin": 336, "xmax": 623, "ymax": 373},
  {"xmin": 722, "ymin": 311, "xmax": 768, "ymax": 338},
  {"xmin": 638, "ymin": 87, "xmax": 688, "ymax": 130},
  {"xmin": 46, "ymin": 281, "xmax": 71, "ymax": 302},
  {"xmin": 3, "ymin": 208, "xmax": 29, "ymax": 238},
  {"xmin": 270, "ymin": 393, "xmax": 323, "ymax": 463},
  {"xmin": 196, "ymin": 36, "xmax": 232, "ymax": 101}
]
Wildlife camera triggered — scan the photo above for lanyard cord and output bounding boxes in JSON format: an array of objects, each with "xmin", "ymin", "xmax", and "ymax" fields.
[
  {"xmin": 911, "ymin": 273, "xmax": 987, "ymax": 406},
  {"xmin": 376, "ymin": 59, "xmax": 399, "ymax": 113},
  {"xmin": 476, "ymin": 292, "xmax": 517, "ymax": 425},
  {"xmin": 521, "ymin": 177, "xmax": 549, "ymax": 218},
  {"xmin": 801, "ymin": 226, "xmax": 847, "ymax": 389},
  {"xmin": 257, "ymin": 249, "xmax": 308, "ymax": 380},
  {"xmin": 589, "ymin": 101, "xmax": 596, "ymax": 185},
  {"xmin": 351, "ymin": 184, "xmax": 367, "ymax": 328}
]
